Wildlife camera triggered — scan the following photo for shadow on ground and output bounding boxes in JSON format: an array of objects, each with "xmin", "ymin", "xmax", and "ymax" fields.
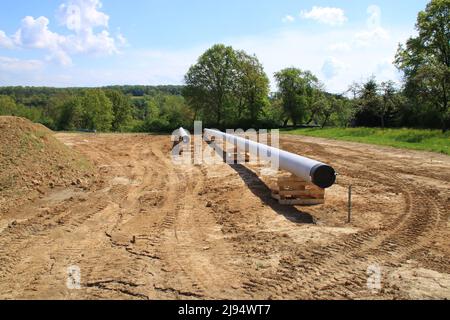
[
  {"xmin": 204, "ymin": 140, "xmax": 314, "ymax": 224},
  {"xmin": 229, "ymin": 163, "xmax": 315, "ymax": 224}
]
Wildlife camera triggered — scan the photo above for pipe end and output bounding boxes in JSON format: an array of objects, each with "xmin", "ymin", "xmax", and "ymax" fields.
[
  {"xmin": 310, "ymin": 164, "xmax": 336, "ymax": 189},
  {"xmin": 182, "ymin": 136, "xmax": 190, "ymax": 144}
]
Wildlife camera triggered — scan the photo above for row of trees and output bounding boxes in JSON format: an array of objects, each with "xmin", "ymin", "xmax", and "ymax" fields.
[
  {"xmin": 183, "ymin": 44, "xmax": 351, "ymax": 129},
  {"xmin": 0, "ymin": 87, "xmax": 191, "ymax": 132},
  {"xmin": 0, "ymin": 89, "xmax": 129, "ymax": 132},
  {"xmin": 0, "ymin": 68, "xmax": 444, "ymax": 133},
  {"xmin": 0, "ymin": 0, "xmax": 447, "ymax": 132},
  {"xmin": 0, "ymin": 88, "xmax": 190, "ymax": 132},
  {"xmin": 349, "ymin": 79, "xmax": 403, "ymax": 128},
  {"xmin": 273, "ymin": 68, "xmax": 349, "ymax": 128},
  {"xmin": 181, "ymin": 44, "xmax": 439, "ymax": 130},
  {"xmin": 182, "ymin": 0, "xmax": 448, "ymax": 131}
]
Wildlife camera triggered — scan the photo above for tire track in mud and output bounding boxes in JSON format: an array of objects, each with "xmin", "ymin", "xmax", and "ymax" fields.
[
  {"xmin": 87, "ymin": 138, "xmax": 206, "ymax": 299},
  {"xmin": 0, "ymin": 135, "xmax": 155, "ymax": 299},
  {"xmin": 317, "ymin": 172, "xmax": 447, "ymax": 298},
  {"xmin": 88, "ymin": 138, "xmax": 263, "ymax": 298},
  {"xmin": 1, "ymin": 134, "xmax": 448, "ymax": 299},
  {"xmin": 160, "ymin": 166, "xmax": 232, "ymax": 299},
  {"xmin": 83, "ymin": 138, "xmax": 171, "ymax": 299},
  {"xmin": 0, "ymin": 194, "xmax": 108, "ymax": 280},
  {"xmin": 140, "ymin": 141, "xmax": 248, "ymax": 299},
  {"xmin": 0, "ymin": 197, "xmax": 114, "ymax": 298},
  {"xmin": 147, "ymin": 148, "xmax": 210, "ymax": 299},
  {"xmin": 111, "ymin": 146, "xmax": 179, "ymax": 262},
  {"xmin": 217, "ymin": 137, "xmax": 448, "ymax": 299}
]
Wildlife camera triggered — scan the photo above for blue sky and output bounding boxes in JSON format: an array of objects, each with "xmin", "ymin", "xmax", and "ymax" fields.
[{"xmin": 0, "ymin": 0, "xmax": 429, "ymax": 92}]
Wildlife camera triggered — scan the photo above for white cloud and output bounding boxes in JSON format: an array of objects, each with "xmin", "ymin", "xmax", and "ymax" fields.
[
  {"xmin": 328, "ymin": 42, "xmax": 352, "ymax": 52},
  {"xmin": 13, "ymin": 16, "xmax": 64, "ymax": 49},
  {"xmin": 0, "ymin": 0, "xmax": 125, "ymax": 66},
  {"xmin": 226, "ymin": 24, "xmax": 411, "ymax": 93},
  {"xmin": 64, "ymin": 29, "xmax": 118, "ymax": 56},
  {"xmin": 45, "ymin": 49, "xmax": 73, "ymax": 66},
  {"xmin": 3, "ymin": 24, "xmax": 408, "ymax": 91},
  {"xmin": 366, "ymin": 5, "xmax": 382, "ymax": 29},
  {"xmin": 355, "ymin": 28, "xmax": 390, "ymax": 46},
  {"xmin": 0, "ymin": 56, "xmax": 44, "ymax": 72},
  {"xmin": 57, "ymin": 0, "xmax": 120, "ymax": 56},
  {"xmin": 355, "ymin": 5, "xmax": 390, "ymax": 47},
  {"xmin": 300, "ymin": 6, "xmax": 347, "ymax": 26},
  {"xmin": 57, "ymin": 0, "xmax": 109, "ymax": 32},
  {"xmin": 282, "ymin": 15, "xmax": 295, "ymax": 23},
  {"xmin": 116, "ymin": 32, "xmax": 128, "ymax": 47},
  {"xmin": 11, "ymin": 16, "xmax": 72, "ymax": 65},
  {"xmin": 0, "ymin": 3, "xmax": 411, "ymax": 92},
  {"xmin": 0, "ymin": 31, "xmax": 14, "ymax": 49},
  {"xmin": 374, "ymin": 58, "xmax": 401, "ymax": 81},
  {"xmin": 321, "ymin": 57, "xmax": 347, "ymax": 79}
]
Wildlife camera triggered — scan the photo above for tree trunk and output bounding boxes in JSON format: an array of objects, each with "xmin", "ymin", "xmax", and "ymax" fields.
[
  {"xmin": 321, "ymin": 115, "xmax": 330, "ymax": 129},
  {"xmin": 306, "ymin": 112, "xmax": 316, "ymax": 125},
  {"xmin": 442, "ymin": 95, "xmax": 448, "ymax": 133},
  {"xmin": 283, "ymin": 118, "xmax": 289, "ymax": 128}
]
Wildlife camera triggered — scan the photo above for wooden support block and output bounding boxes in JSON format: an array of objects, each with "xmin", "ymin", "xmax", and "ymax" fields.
[
  {"xmin": 278, "ymin": 177, "xmax": 310, "ymax": 184},
  {"xmin": 271, "ymin": 174, "xmax": 326, "ymax": 206},
  {"xmin": 279, "ymin": 182, "xmax": 307, "ymax": 189},
  {"xmin": 278, "ymin": 190, "xmax": 324, "ymax": 197},
  {"xmin": 271, "ymin": 193, "xmax": 325, "ymax": 205}
]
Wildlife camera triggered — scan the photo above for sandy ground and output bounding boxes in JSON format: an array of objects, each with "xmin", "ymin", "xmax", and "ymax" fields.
[{"xmin": 0, "ymin": 133, "xmax": 449, "ymax": 300}]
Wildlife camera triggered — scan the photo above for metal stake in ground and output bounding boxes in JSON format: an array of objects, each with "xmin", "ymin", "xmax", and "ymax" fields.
[{"xmin": 348, "ymin": 185, "xmax": 352, "ymax": 223}]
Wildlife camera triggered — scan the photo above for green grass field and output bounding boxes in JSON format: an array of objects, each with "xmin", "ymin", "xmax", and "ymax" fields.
[{"xmin": 282, "ymin": 127, "xmax": 450, "ymax": 155}]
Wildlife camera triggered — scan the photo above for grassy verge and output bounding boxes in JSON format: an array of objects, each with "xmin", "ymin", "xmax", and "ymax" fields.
[{"xmin": 282, "ymin": 127, "xmax": 450, "ymax": 155}]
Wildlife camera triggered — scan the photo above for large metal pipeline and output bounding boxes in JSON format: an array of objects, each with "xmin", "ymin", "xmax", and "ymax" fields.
[
  {"xmin": 178, "ymin": 127, "xmax": 190, "ymax": 144},
  {"xmin": 204, "ymin": 129, "xmax": 336, "ymax": 189}
]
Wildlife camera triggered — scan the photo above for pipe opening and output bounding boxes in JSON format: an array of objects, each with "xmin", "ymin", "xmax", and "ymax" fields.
[
  {"xmin": 310, "ymin": 164, "xmax": 336, "ymax": 189},
  {"xmin": 181, "ymin": 136, "xmax": 190, "ymax": 144}
]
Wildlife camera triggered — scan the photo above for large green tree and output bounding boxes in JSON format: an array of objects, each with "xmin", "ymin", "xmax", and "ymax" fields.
[
  {"xmin": 184, "ymin": 44, "xmax": 237, "ymax": 126},
  {"xmin": 395, "ymin": 0, "xmax": 450, "ymax": 132},
  {"xmin": 105, "ymin": 90, "xmax": 133, "ymax": 132},
  {"xmin": 184, "ymin": 44, "xmax": 269, "ymax": 127},
  {"xmin": 234, "ymin": 50, "xmax": 270, "ymax": 125},
  {"xmin": 274, "ymin": 68, "xmax": 320, "ymax": 126},
  {"xmin": 57, "ymin": 96, "xmax": 83, "ymax": 131},
  {"xmin": 81, "ymin": 90, "xmax": 114, "ymax": 131},
  {"xmin": 378, "ymin": 81, "xmax": 400, "ymax": 128}
]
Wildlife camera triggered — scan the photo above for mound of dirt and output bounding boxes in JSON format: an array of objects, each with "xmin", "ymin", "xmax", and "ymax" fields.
[{"xmin": 0, "ymin": 116, "xmax": 94, "ymax": 211}]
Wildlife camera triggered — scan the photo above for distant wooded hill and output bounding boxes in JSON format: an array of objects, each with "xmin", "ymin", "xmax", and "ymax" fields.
[{"xmin": 0, "ymin": 85, "xmax": 185, "ymax": 98}]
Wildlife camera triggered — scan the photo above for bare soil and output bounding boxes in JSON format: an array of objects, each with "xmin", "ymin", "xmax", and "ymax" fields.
[
  {"xmin": 0, "ymin": 117, "xmax": 93, "ymax": 214},
  {"xmin": 0, "ymin": 131, "xmax": 449, "ymax": 300}
]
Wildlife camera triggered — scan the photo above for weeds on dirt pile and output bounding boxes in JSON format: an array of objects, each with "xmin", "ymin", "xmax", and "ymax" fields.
[{"xmin": 283, "ymin": 127, "xmax": 450, "ymax": 155}]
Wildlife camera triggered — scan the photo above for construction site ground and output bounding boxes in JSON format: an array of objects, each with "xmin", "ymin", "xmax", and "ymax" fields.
[{"xmin": 1, "ymin": 132, "xmax": 449, "ymax": 299}]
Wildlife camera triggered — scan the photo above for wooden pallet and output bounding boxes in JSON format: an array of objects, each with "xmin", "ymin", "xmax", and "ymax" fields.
[{"xmin": 271, "ymin": 175, "xmax": 325, "ymax": 205}]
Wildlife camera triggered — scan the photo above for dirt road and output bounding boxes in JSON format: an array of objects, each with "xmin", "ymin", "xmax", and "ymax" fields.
[{"xmin": 0, "ymin": 133, "xmax": 449, "ymax": 299}]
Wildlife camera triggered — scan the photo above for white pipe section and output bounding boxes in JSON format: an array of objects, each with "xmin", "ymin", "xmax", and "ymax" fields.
[
  {"xmin": 204, "ymin": 129, "xmax": 336, "ymax": 189},
  {"xmin": 178, "ymin": 127, "xmax": 190, "ymax": 144}
]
